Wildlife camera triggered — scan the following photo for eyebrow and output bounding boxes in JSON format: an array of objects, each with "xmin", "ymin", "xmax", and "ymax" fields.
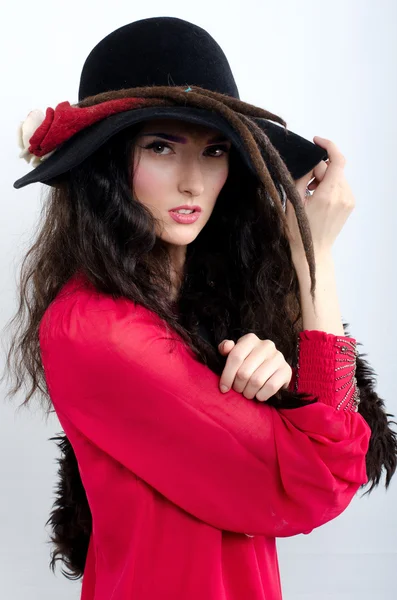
[{"xmin": 139, "ymin": 132, "xmax": 230, "ymax": 144}]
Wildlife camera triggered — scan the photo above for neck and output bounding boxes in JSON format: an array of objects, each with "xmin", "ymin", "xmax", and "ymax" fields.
[{"xmin": 168, "ymin": 244, "xmax": 187, "ymax": 301}]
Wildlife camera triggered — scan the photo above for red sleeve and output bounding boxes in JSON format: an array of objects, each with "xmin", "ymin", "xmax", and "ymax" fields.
[
  {"xmin": 288, "ymin": 329, "xmax": 361, "ymax": 413},
  {"xmin": 39, "ymin": 292, "xmax": 371, "ymax": 539}
]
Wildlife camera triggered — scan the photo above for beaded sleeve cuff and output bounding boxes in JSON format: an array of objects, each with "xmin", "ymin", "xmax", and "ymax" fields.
[{"xmin": 293, "ymin": 330, "xmax": 361, "ymax": 413}]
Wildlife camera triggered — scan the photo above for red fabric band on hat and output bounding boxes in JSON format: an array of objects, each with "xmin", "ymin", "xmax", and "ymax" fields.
[{"xmin": 28, "ymin": 97, "xmax": 154, "ymax": 157}]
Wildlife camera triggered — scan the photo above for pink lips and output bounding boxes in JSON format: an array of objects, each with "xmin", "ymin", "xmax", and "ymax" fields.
[
  {"xmin": 169, "ymin": 210, "xmax": 201, "ymax": 224},
  {"xmin": 169, "ymin": 205, "xmax": 202, "ymax": 212},
  {"xmin": 168, "ymin": 205, "xmax": 202, "ymax": 224}
]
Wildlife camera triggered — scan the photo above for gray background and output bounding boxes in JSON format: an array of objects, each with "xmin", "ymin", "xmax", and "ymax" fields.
[{"xmin": 1, "ymin": 1, "xmax": 396, "ymax": 598}]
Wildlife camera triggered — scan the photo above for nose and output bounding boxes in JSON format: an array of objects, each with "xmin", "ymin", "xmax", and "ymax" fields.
[{"xmin": 177, "ymin": 160, "xmax": 205, "ymax": 197}]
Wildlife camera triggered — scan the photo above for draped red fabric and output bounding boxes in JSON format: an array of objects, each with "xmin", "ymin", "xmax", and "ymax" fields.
[{"xmin": 39, "ymin": 272, "xmax": 370, "ymax": 600}]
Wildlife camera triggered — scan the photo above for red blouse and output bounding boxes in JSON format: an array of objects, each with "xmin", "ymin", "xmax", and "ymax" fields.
[{"xmin": 38, "ymin": 271, "xmax": 371, "ymax": 600}]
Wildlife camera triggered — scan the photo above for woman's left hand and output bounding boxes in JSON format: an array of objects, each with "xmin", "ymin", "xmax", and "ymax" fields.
[
  {"xmin": 217, "ymin": 334, "xmax": 293, "ymax": 401},
  {"xmin": 286, "ymin": 136, "xmax": 356, "ymax": 262}
]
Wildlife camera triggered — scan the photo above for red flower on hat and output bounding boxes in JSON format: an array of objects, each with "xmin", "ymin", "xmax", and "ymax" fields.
[{"xmin": 17, "ymin": 97, "xmax": 154, "ymax": 167}]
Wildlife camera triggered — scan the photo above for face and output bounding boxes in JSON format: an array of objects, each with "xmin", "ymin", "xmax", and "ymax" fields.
[{"xmin": 131, "ymin": 118, "xmax": 231, "ymax": 264}]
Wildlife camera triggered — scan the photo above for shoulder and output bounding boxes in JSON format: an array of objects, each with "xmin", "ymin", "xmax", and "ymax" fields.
[{"xmin": 38, "ymin": 271, "xmax": 160, "ymax": 352}]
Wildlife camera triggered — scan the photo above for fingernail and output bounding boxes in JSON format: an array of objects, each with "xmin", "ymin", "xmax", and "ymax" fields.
[{"xmin": 220, "ymin": 385, "xmax": 229, "ymax": 393}]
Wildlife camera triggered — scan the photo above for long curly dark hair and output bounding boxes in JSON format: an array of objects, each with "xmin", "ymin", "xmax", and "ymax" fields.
[{"xmin": 2, "ymin": 86, "xmax": 396, "ymax": 581}]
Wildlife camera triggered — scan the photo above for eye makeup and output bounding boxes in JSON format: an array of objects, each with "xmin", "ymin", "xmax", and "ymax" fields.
[
  {"xmin": 142, "ymin": 140, "xmax": 230, "ymax": 156},
  {"xmin": 139, "ymin": 132, "xmax": 230, "ymax": 145}
]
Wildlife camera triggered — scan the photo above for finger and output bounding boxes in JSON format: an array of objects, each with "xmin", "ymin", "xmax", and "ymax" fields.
[
  {"xmin": 219, "ymin": 345, "xmax": 255, "ymax": 392},
  {"xmin": 255, "ymin": 369, "xmax": 289, "ymax": 402},
  {"xmin": 311, "ymin": 161, "xmax": 328, "ymax": 183},
  {"xmin": 293, "ymin": 169, "xmax": 315, "ymax": 199},
  {"xmin": 312, "ymin": 137, "xmax": 346, "ymax": 187},
  {"xmin": 240, "ymin": 354, "xmax": 283, "ymax": 399},
  {"xmin": 306, "ymin": 162, "xmax": 328, "ymax": 192},
  {"xmin": 307, "ymin": 180, "xmax": 318, "ymax": 191},
  {"xmin": 219, "ymin": 335, "xmax": 268, "ymax": 392},
  {"xmin": 218, "ymin": 339, "xmax": 235, "ymax": 354},
  {"xmin": 232, "ymin": 346, "xmax": 280, "ymax": 394}
]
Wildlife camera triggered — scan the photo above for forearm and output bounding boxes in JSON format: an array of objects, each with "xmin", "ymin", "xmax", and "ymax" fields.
[{"xmin": 295, "ymin": 253, "xmax": 345, "ymax": 336}]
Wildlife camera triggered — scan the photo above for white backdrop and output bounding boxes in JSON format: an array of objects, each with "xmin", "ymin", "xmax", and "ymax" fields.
[{"xmin": 1, "ymin": 1, "xmax": 396, "ymax": 599}]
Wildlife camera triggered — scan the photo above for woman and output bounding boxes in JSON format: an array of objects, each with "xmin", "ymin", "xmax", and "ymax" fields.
[{"xmin": 3, "ymin": 16, "xmax": 397, "ymax": 600}]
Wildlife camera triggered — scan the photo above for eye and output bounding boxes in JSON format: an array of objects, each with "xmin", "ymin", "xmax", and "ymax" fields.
[
  {"xmin": 143, "ymin": 141, "xmax": 172, "ymax": 155},
  {"xmin": 141, "ymin": 140, "xmax": 230, "ymax": 157},
  {"xmin": 205, "ymin": 144, "xmax": 230, "ymax": 158}
]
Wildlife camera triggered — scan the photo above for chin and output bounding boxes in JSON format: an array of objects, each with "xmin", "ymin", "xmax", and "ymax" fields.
[
  {"xmin": 163, "ymin": 234, "xmax": 199, "ymax": 245},
  {"xmin": 162, "ymin": 224, "xmax": 202, "ymax": 241}
]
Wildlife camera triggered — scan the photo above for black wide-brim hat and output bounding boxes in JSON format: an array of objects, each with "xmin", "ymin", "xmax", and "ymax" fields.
[{"xmin": 14, "ymin": 16, "xmax": 328, "ymax": 190}]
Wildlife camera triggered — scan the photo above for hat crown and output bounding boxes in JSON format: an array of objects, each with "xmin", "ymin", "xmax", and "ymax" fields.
[{"xmin": 78, "ymin": 17, "xmax": 240, "ymax": 102}]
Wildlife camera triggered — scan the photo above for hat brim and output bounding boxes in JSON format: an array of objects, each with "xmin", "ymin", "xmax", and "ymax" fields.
[{"xmin": 13, "ymin": 106, "xmax": 328, "ymax": 189}]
